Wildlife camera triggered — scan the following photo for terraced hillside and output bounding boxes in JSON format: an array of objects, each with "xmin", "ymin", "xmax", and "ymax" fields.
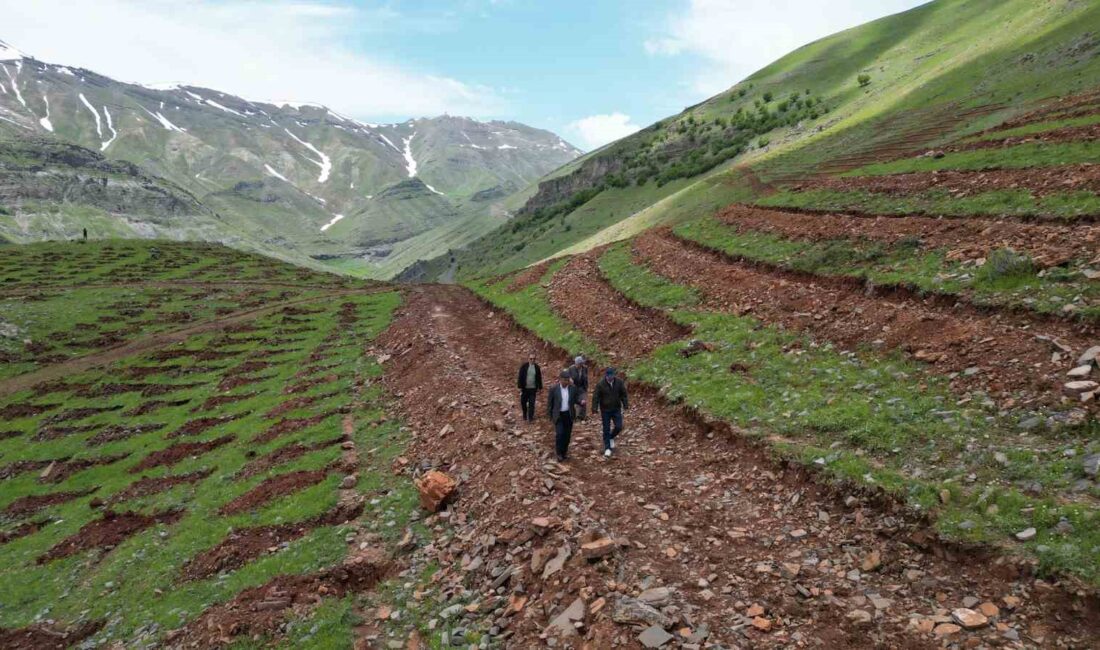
[
  {"xmin": 414, "ymin": 0, "xmax": 1100, "ymax": 281},
  {"xmin": 0, "ymin": 241, "xmax": 419, "ymax": 648}
]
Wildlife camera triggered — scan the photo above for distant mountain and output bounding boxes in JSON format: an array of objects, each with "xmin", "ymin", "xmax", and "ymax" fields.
[{"xmin": 0, "ymin": 40, "xmax": 581, "ymax": 276}]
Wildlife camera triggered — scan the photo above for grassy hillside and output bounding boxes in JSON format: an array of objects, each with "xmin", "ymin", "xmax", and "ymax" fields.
[{"xmin": 429, "ymin": 0, "xmax": 1100, "ymax": 280}]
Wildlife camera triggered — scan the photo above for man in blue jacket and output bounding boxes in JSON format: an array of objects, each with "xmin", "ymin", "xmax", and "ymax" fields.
[
  {"xmin": 547, "ymin": 369, "xmax": 580, "ymax": 462},
  {"xmin": 591, "ymin": 367, "xmax": 628, "ymax": 458}
]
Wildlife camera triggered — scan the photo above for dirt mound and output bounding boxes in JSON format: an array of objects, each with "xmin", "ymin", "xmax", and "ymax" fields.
[
  {"xmin": 635, "ymin": 231, "xmax": 1097, "ymax": 408},
  {"xmin": 282, "ymin": 373, "xmax": 339, "ymax": 395},
  {"xmin": 167, "ymin": 548, "xmax": 387, "ymax": 648},
  {"xmin": 33, "ymin": 423, "xmax": 98, "ymax": 441},
  {"xmin": 73, "ymin": 382, "xmax": 153, "ymax": 398},
  {"xmin": 263, "ymin": 391, "xmax": 337, "ymax": 419},
  {"xmin": 131, "ymin": 436, "xmax": 234, "ymax": 472},
  {"xmin": 181, "ymin": 503, "xmax": 362, "ymax": 580},
  {"xmin": 800, "ymin": 164, "xmax": 1100, "ymax": 207},
  {"xmin": 235, "ymin": 436, "xmax": 344, "ymax": 480},
  {"xmin": 252, "ymin": 411, "xmax": 340, "ymax": 444},
  {"xmin": 506, "ymin": 259, "xmax": 555, "ymax": 292},
  {"xmin": 192, "ymin": 392, "xmax": 257, "ymax": 412},
  {"xmin": 30, "ymin": 379, "xmax": 92, "ymax": 397},
  {"xmin": 222, "ymin": 360, "xmax": 272, "ymax": 377},
  {"xmin": 110, "ymin": 469, "xmax": 213, "ymax": 504},
  {"xmin": 0, "ymin": 459, "xmax": 59, "ymax": 480},
  {"xmin": 0, "ymin": 402, "xmax": 59, "ymax": 419},
  {"xmin": 38, "ymin": 509, "xmax": 183, "ymax": 563},
  {"xmin": 3, "ymin": 488, "xmax": 96, "ymax": 518},
  {"xmin": 718, "ymin": 204, "xmax": 1100, "ymax": 269},
  {"xmin": 547, "ymin": 255, "xmax": 690, "ymax": 359},
  {"xmin": 124, "ymin": 399, "xmax": 191, "ymax": 417},
  {"xmin": 218, "ymin": 469, "xmax": 329, "ymax": 515},
  {"xmin": 86, "ymin": 422, "xmax": 165, "ymax": 446},
  {"xmin": 38, "ymin": 453, "xmax": 130, "ymax": 484},
  {"xmin": 0, "ymin": 620, "xmax": 104, "ymax": 650},
  {"xmin": 215, "ymin": 373, "xmax": 273, "ymax": 392},
  {"xmin": 141, "ymin": 382, "xmax": 204, "ymax": 397},
  {"xmin": 0, "ymin": 519, "xmax": 49, "ymax": 545},
  {"xmin": 170, "ymin": 412, "xmax": 249, "ymax": 438},
  {"xmin": 42, "ymin": 404, "xmax": 122, "ymax": 424},
  {"xmin": 951, "ymin": 123, "xmax": 1100, "ymax": 152}
]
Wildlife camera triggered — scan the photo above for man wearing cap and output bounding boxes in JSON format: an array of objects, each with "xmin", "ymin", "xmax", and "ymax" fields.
[
  {"xmin": 568, "ymin": 355, "xmax": 590, "ymax": 420},
  {"xmin": 591, "ymin": 367, "xmax": 628, "ymax": 458},
  {"xmin": 547, "ymin": 369, "xmax": 580, "ymax": 461},
  {"xmin": 516, "ymin": 352, "xmax": 543, "ymax": 423}
]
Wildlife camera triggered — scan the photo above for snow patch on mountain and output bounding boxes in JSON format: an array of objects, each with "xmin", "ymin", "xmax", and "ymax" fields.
[
  {"xmin": 3, "ymin": 64, "xmax": 26, "ymax": 108},
  {"xmin": 424, "ymin": 182, "xmax": 444, "ymax": 196},
  {"xmin": 101, "ymin": 105, "xmax": 118, "ymax": 150},
  {"xmin": 283, "ymin": 128, "xmax": 332, "ymax": 183},
  {"xmin": 142, "ymin": 106, "xmax": 186, "ymax": 133},
  {"xmin": 264, "ymin": 164, "xmax": 290, "ymax": 183},
  {"xmin": 78, "ymin": 93, "xmax": 102, "ymax": 137},
  {"xmin": 38, "ymin": 94, "xmax": 53, "ymax": 132},
  {"xmin": 0, "ymin": 41, "xmax": 23, "ymax": 61},
  {"xmin": 498, "ymin": 144, "xmax": 517, "ymax": 150},
  {"xmin": 55, "ymin": 66, "xmax": 75, "ymax": 76},
  {"xmin": 402, "ymin": 134, "xmax": 418, "ymax": 178},
  {"xmin": 206, "ymin": 98, "xmax": 245, "ymax": 118},
  {"xmin": 320, "ymin": 213, "xmax": 345, "ymax": 232},
  {"xmin": 378, "ymin": 133, "xmax": 401, "ymax": 152}
]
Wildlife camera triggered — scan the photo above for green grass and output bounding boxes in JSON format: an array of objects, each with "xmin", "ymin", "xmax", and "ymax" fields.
[
  {"xmin": 597, "ymin": 242, "xmax": 699, "ymax": 309},
  {"xmin": 475, "ymin": 252, "xmax": 1100, "ymax": 585},
  {"xmin": 846, "ymin": 141, "xmax": 1100, "ymax": 176},
  {"xmin": 674, "ymin": 215, "xmax": 1100, "ymax": 320},
  {"xmin": 757, "ymin": 187, "xmax": 1100, "ymax": 220}
]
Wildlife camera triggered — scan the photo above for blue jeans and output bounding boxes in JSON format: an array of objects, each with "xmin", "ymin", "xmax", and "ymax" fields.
[{"xmin": 601, "ymin": 409, "xmax": 623, "ymax": 451}]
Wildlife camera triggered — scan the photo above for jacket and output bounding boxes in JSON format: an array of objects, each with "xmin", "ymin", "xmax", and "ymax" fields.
[
  {"xmin": 568, "ymin": 364, "xmax": 589, "ymax": 393},
  {"xmin": 547, "ymin": 383, "xmax": 580, "ymax": 423},
  {"xmin": 592, "ymin": 376, "xmax": 628, "ymax": 413},
  {"xmin": 517, "ymin": 362, "xmax": 543, "ymax": 390}
]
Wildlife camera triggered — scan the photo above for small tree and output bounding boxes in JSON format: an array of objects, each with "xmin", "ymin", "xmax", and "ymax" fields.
[
  {"xmin": 858, "ymin": 74, "xmax": 871, "ymax": 88},
  {"xmin": 762, "ymin": 91, "xmax": 774, "ymax": 103}
]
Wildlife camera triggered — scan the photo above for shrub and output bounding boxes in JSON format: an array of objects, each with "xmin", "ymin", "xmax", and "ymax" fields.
[
  {"xmin": 763, "ymin": 92, "xmax": 774, "ymax": 103},
  {"xmin": 976, "ymin": 248, "xmax": 1036, "ymax": 284},
  {"xmin": 858, "ymin": 74, "xmax": 872, "ymax": 88}
]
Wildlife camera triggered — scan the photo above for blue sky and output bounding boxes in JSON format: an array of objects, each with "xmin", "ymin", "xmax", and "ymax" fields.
[{"xmin": 0, "ymin": 0, "xmax": 927, "ymax": 149}]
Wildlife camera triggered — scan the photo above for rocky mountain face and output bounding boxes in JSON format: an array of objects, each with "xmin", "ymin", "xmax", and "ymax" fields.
[{"xmin": 0, "ymin": 40, "xmax": 581, "ymax": 274}]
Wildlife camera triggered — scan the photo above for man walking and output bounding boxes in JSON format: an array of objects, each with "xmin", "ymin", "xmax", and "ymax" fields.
[
  {"xmin": 591, "ymin": 367, "xmax": 628, "ymax": 458},
  {"xmin": 516, "ymin": 352, "xmax": 542, "ymax": 423},
  {"xmin": 568, "ymin": 355, "xmax": 590, "ymax": 420},
  {"xmin": 547, "ymin": 369, "xmax": 579, "ymax": 462}
]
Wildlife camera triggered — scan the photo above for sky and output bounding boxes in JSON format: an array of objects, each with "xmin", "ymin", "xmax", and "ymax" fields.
[{"xmin": 0, "ymin": 0, "xmax": 928, "ymax": 150}]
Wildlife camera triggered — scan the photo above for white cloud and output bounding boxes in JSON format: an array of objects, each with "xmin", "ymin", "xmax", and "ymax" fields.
[
  {"xmin": 646, "ymin": 0, "xmax": 928, "ymax": 96},
  {"xmin": 0, "ymin": 0, "xmax": 503, "ymax": 121},
  {"xmin": 566, "ymin": 113, "xmax": 642, "ymax": 151}
]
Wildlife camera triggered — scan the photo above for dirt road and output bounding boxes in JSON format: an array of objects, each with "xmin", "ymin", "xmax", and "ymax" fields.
[{"xmin": 378, "ymin": 284, "xmax": 1098, "ymax": 648}]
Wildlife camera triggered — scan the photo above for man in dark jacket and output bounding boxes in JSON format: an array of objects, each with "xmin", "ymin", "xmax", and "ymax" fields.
[
  {"xmin": 547, "ymin": 369, "xmax": 580, "ymax": 461},
  {"xmin": 517, "ymin": 353, "xmax": 542, "ymax": 423},
  {"xmin": 568, "ymin": 355, "xmax": 590, "ymax": 420},
  {"xmin": 591, "ymin": 367, "xmax": 628, "ymax": 457}
]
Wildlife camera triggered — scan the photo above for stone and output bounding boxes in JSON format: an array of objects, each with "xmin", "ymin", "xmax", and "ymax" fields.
[
  {"xmin": 1083, "ymin": 454, "xmax": 1100, "ymax": 478},
  {"xmin": 913, "ymin": 618, "xmax": 935, "ymax": 634},
  {"xmin": 847, "ymin": 609, "xmax": 872, "ymax": 625},
  {"xmin": 1002, "ymin": 595, "xmax": 1021, "ymax": 609},
  {"xmin": 780, "ymin": 562, "xmax": 801, "ymax": 579},
  {"xmin": 542, "ymin": 545, "xmax": 570, "ymax": 579},
  {"xmin": 1063, "ymin": 380, "xmax": 1099, "ymax": 396},
  {"xmin": 751, "ymin": 617, "xmax": 772, "ymax": 632},
  {"xmin": 745, "ymin": 603, "xmax": 765, "ymax": 618},
  {"xmin": 341, "ymin": 474, "xmax": 358, "ymax": 489},
  {"xmin": 788, "ymin": 529, "xmax": 807, "ymax": 539},
  {"xmin": 638, "ymin": 587, "xmax": 674, "ymax": 607},
  {"xmin": 38, "ymin": 461, "xmax": 57, "ymax": 481},
  {"xmin": 962, "ymin": 596, "xmax": 980, "ymax": 608},
  {"xmin": 1015, "ymin": 527, "xmax": 1037, "ymax": 541},
  {"xmin": 545, "ymin": 598, "xmax": 585, "ymax": 637},
  {"xmin": 530, "ymin": 516, "xmax": 557, "ymax": 533},
  {"xmin": 1068, "ymin": 365, "xmax": 1093, "ymax": 378},
  {"xmin": 415, "ymin": 471, "xmax": 456, "ymax": 512},
  {"xmin": 580, "ymin": 537, "xmax": 615, "ymax": 560},
  {"xmin": 612, "ymin": 597, "xmax": 672, "ymax": 628},
  {"xmin": 638, "ymin": 625, "xmax": 674, "ymax": 648},
  {"xmin": 1078, "ymin": 346, "xmax": 1100, "ymax": 366},
  {"xmin": 861, "ymin": 551, "xmax": 882, "ymax": 572},
  {"xmin": 978, "ymin": 602, "xmax": 1000, "ymax": 618},
  {"xmin": 933, "ymin": 623, "xmax": 961, "ymax": 637},
  {"xmin": 870, "ymin": 596, "xmax": 892, "ymax": 611},
  {"xmin": 952, "ymin": 608, "xmax": 988, "ymax": 630}
]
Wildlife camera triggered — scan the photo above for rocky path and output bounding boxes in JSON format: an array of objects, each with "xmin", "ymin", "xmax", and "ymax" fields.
[{"xmin": 377, "ymin": 285, "xmax": 1098, "ymax": 649}]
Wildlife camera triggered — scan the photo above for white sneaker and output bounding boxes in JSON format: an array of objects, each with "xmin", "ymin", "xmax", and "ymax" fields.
[{"xmin": 604, "ymin": 449, "xmax": 612, "ymax": 458}]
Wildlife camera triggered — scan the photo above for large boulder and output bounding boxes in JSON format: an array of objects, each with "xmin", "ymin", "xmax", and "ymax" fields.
[{"xmin": 415, "ymin": 470, "xmax": 456, "ymax": 512}]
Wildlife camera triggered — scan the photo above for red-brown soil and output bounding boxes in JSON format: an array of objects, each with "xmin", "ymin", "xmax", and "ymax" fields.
[
  {"xmin": 800, "ymin": 164, "xmax": 1100, "ymax": 206},
  {"xmin": 716, "ymin": 204, "xmax": 1100, "ymax": 268},
  {"xmin": 282, "ymin": 373, "xmax": 340, "ymax": 395},
  {"xmin": 141, "ymin": 382, "xmax": 205, "ymax": 397},
  {"xmin": 86, "ymin": 422, "xmax": 165, "ymax": 446},
  {"xmin": 167, "ymin": 547, "xmax": 387, "ymax": 648},
  {"xmin": 0, "ymin": 459, "xmax": 59, "ymax": 480},
  {"xmin": 989, "ymin": 90, "xmax": 1100, "ymax": 131},
  {"xmin": 180, "ymin": 503, "xmax": 363, "ymax": 581},
  {"xmin": 124, "ymin": 399, "xmax": 191, "ymax": 417},
  {"xmin": 0, "ymin": 519, "xmax": 49, "ymax": 545},
  {"xmin": 950, "ymin": 123, "xmax": 1100, "ymax": 152},
  {"xmin": 169, "ymin": 412, "xmax": 250, "ymax": 438},
  {"xmin": 73, "ymin": 382, "xmax": 154, "ymax": 398},
  {"xmin": 33, "ymin": 423, "xmax": 98, "ymax": 441},
  {"xmin": 37, "ymin": 509, "xmax": 183, "ymax": 563},
  {"xmin": 373, "ymin": 285, "xmax": 1100, "ymax": 648},
  {"xmin": 110, "ymin": 469, "xmax": 213, "ymax": 504},
  {"xmin": 546, "ymin": 255, "xmax": 689, "ymax": 359},
  {"xmin": 30, "ymin": 379, "xmax": 93, "ymax": 397},
  {"xmin": 235, "ymin": 436, "xmax": 345, "ymax": 480},
  {"xmin": 192, "ymin": 392, "xmax": 258, "ymax": 412},
  {"xmin": 130, "ymin": 436, "xmax": 234, "ymax": 473},
  {"xmin": 635, "ymin": 230, "xmax": 1097, "ymax": 408},
  {"xmin": 263, "ymin": 391, "xmax": 338, "ymax": 419},
  {"xmin": 43, "ymin": 404, "xmax": 122, "ymax": 423},
  {"xmin": 0, "ymin": 620, "xmax": 104, "ymax": 650},
  {"xmin": 0, "ymin": 429, "xmax": 20, "ymax": 441},
  {"xmin": 218, "ymin": 469, "xmax": 329, "ymax": 515},
  {"xmin": 221, "ymin": 360, "xmax": 272, "ymax": 377},
  {"xmin": 215, "ymin": 373, "xmax": 273, "ymax": 392},
  {"xmin": 3, "ymin": 488, "xmax": 96, "ymax": 518},
  {"xmin": 506, "ymin": 259, "xmax": 555, "ymax": 292},
  {"xmin": 0, "ymin": 402, "xmax": 59, "ymax": 419},
  {"xmin": 251, "ymin": 410, "xmax": 341, "ymax": 444}
]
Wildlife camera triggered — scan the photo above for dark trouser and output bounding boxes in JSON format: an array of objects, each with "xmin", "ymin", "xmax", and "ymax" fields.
[
  {"xmin": 601, "ymin": 409, "xmax": 623, "ymax": 451},
  {"xmin": 520, "ymin": 389, "xmax": 538, "ymax": 421},
  {"xmin": 554, "ymin": 411, "xmax": 574, "ymax": 459}
]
